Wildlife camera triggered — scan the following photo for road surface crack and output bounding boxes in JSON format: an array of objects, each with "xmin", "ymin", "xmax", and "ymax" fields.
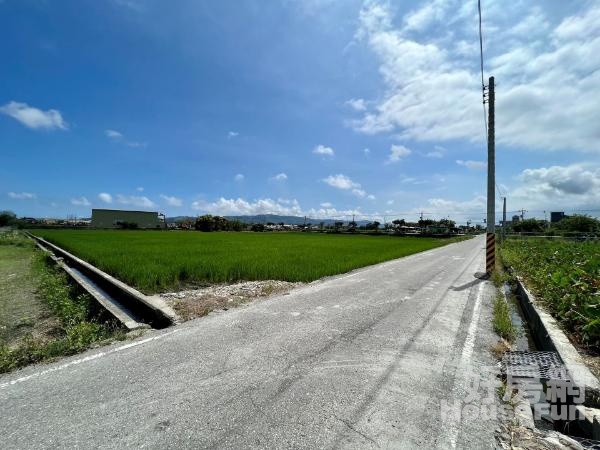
[{"xmin": 334, "ymin": 414, "xmax": 379, "ymax": 447}]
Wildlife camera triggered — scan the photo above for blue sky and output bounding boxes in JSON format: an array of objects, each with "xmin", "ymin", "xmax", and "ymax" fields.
[{"xmin": 1, "ymin": 0, "xmax": 599, "ymax": 224}]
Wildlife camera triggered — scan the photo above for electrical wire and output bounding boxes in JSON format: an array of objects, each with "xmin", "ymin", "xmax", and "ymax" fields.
[{"xmin": 478, "ymin": 0, "xmax": 488, "ymax": 137}]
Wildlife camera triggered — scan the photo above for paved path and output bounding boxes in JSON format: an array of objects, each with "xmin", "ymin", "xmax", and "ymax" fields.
[{"xmin": 1, "ymin": 236, "xmax": 500, "ymax": 449}]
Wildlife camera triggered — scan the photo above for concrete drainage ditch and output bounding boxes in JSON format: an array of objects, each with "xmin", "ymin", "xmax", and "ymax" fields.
[
  {"xmin": 27, "ymin": 233, "xmax": 177, "ymax": 330},
  {"xmin": 500, "ymin": 279, "xmax": 600, "ymax": 448}
]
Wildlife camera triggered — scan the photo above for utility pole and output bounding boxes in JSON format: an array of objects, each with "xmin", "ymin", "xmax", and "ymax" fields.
[
  {"xmin": 502, "ymin": 197, "xmax": 506, "ymax": 243},
  {"xmin": 486, "ymin": 76, "xmax": 495, "ymax": 275},
  {"xmin": 519, "ymin": 209, "xmax": 526, "ymax": 220}
]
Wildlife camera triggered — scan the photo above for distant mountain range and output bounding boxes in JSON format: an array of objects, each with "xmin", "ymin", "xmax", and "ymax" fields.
[{"xmin": 167, "ymin": 214, "xmax": 370, "ymax": 226}]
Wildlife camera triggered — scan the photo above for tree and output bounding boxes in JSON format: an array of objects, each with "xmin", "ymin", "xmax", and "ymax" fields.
[
  {"xmin": 348, "ymin": 221, "xmax": 357, "ymax": 233},
  {"xmin": 418, "ymin": 219, "xmax": 435, "ymax": 227},
  {"xmin": 0, "ymin": 210, "xmax": 17, "ymax": 227},
  {"xmin": 392, "ymin": 219, "xmax": 406, "ymax": 227},
  {"xmin": 512, "ymin": 218, "xmax": 544, "ymax": 232},
  {"xmin": 553, "ymin": 215, "xmax": 600, "ymax": 233},
  {"xmin": 438, "ymin": 218, "xmax": 456, "ymax": 229},
  {"xmin": 334, "ymin": 221, "xmax": 344, "ymax": 233}
]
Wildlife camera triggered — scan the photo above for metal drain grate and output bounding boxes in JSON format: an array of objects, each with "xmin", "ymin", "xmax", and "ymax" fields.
[
  {"xmin": 572, "ymin": 436, "xmax": 600, "ymax": 450},
  {"xmin": 502, "ymin": 351, "xmax": 569, "ymax": 381}
]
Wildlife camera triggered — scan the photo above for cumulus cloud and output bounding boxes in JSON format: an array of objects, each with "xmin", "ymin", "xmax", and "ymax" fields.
[
  {"xmin": 98, "ymin": 193, "xmax": 113, "ymax": 203},
  {"xmin": 320, "ymin": 202, "xmax": 333, "ymax": 208},
  {"xmin": 323, "ymin": 174, "xmax": 360, "ymax": 190},
  {"xmin": 192, "ymin": 198, "xmax": 303, "ymax": 216},
  {"xmin": 228, "ymin": 131, "xmax": 239, "ymax": 138},
  {"xmin": 159, "ymin": 194, "xmax": 183, "ymax": 207},
  {"xmin": 234, "ymin": 173, "xmax": 244, "ymax": 182},
  {"xmin": 191, "ymin": 197, "xmax": 361, "ymax": 219},
  {"xmin": 8, "ymin": 192, "xmax": 36, "ymax": 200},
  {"xmin": 0, "ymin": 101, "xmax": 67, "ymax": 130},
  {"xmin": 456, "ymin": 160, "xmax": 486, "ymax": 170},
  {"xmin": 322, "ymin": 174, "xmax": 374, "ymax": 199},
  {"xmin": 313, "ymin": 144, "xmax": 335, "ymax": 157},
  {"xmin": 388, "ymin": 144, "xmax": 411, "ymax": 163},
  {"xmin": 116, "ymin": 194, "xmax": 156, "ymax": 208},
  {"xmin": 352, "ymin": 1, "xmax": 600, "ymax": 153},
  {"xmin": 412, "ymin": 195, "xmax": 487, "ymax": 221},
  {"xmin": 70, "ymin": 197, "xmax": 91, "ymax": 207},
  {"xmin": 345, "ymin": 98, "xmax": 367, "ymax": 111},
  {"xmin": 512, "ymin": 164, "xmax": 600, "ymax": 206},
  {"xmin": 270, "ymin": 173, "xmax": 288, "ymax": 181}
]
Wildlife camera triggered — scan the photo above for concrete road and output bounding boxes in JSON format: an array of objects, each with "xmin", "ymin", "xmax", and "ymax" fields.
[{"xmin": 1, "ymin": 236, "xmax": 500, "ymax": 449}]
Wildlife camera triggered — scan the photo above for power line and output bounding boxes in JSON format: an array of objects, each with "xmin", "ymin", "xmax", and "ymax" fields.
[{"xmin": 477, "ymin": 0, "xmax": 488, "ymax": 137}]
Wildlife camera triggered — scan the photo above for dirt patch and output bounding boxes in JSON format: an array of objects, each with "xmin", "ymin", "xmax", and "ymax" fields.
[{"xmin": 161, "ymin": 280, "xmax": 302, "ymax": 321}]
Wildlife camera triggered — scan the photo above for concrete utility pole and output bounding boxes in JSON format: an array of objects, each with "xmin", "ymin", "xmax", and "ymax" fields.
[
  {"xmin": 502, "ymin": 197, "xmax": 506, "ymax": 243},
  {"xmin": 486, "ymin": 76, "xmax": 495, "ymax": 274}
]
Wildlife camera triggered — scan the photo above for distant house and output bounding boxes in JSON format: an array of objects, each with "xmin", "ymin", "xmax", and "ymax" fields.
[{"xmin": 91, "ymin": 209, "xmax": 165, "ymax": 229}]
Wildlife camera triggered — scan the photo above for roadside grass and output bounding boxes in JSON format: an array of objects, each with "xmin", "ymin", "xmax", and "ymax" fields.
[
  {"xmin": 32, "ymin": 230, "xmax": 467, "ymax": 294},
  {"xmin": 493, "ymin": 295, "xmax": 517, "ymax": 342},
  {"xmin": 0, "ymin": 232, "xmax": 125, "ymax": 374},
  {"xmin": 500, "ymin": 238, "xmax": 600, "ymax": 348}
]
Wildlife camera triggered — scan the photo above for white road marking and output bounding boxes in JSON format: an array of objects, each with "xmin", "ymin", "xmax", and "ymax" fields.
[
  {"xmin": 448, "ymin": 281, "xmax": 486, "ymax": 449},
  {"xmin": 0, "ymin": 329, "xmax": 180, "ymax": 390}
]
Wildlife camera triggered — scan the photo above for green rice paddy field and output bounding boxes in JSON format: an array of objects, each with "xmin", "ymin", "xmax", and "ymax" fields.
[{"xmin": 33, "ymin": 230, "xmax": 465, "ymax": 294}]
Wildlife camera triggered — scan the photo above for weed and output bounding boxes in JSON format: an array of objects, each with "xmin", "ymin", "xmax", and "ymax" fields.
[
  {"xmin": 501, "ymin": 239, "xmax": 600, "ymax": 347},
  {"xmin": 0, "ymin": 249, "xmax": 125, "ymax": 374},
  {"xmin": 493, "ymin": 295, "xmax": 517, "ymax": 342}
]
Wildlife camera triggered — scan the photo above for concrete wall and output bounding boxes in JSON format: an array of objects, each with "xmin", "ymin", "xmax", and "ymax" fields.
[{"xmin": 91, "ymin": 209, "xmax": 162, "ymax": 229}]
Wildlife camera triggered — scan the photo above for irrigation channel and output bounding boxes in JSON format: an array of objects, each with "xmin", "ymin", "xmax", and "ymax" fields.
[
  {"xmin": 502, "ymin": 281, "xmax": 600, "ymax": 446},
  {"xmin": 26, "ymin": 232, "xmax": 176, "ymax": 330}
]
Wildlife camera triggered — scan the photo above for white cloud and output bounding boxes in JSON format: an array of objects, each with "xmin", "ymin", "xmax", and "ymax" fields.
[
  {"xmin": 456, "ymin": 160, "xmax": 486, "ymax": 170},
  {"xmin": 345, "ymin": 98, "xmax": 367, "ymax": 111},
  {"xmin": 105, "ymin": 129, "xmax": 145, "ymax": 148},
  {"xmin": 159, "ymin": 194, "xmax": 183, "ymax": 207},
  {"xmin": 322, "ymin": 174, "xmax": 373, "ymax": 199},
  {"xmin": 8, "ymin": 192, "xmax": 36, "ymax": 200},
  {"xmin": 320, "ymin": 202, "xmax": 333, "ymax": 208},
  {"xmin": 313, "ymin": 144, "xmax": 335, "ymax": 157},
  {"xmin": 191, "ymin": 197, "xmax": 361, "ymax": 220},
  {"xmin": 270, "ymin": 173, "xmax": 288, "ymax": 181},
  {"xmin": 70, "ymin": 197, "xmax": 91, "ymax": 207},
  {"xmin": 411, "ymin": 195, "xmax": 487, "ymax": 222},
  {"xmin": 136, "ymin": 187, "xmax": 144, "ymax": 192},
  {"xmin": 228, "ymin": 131, "xmax": 239, "ymax": 138},
  {"xmin": 364, "ymin": 148, "xmax": 371, "ymax": 155},
  {"xmin": 192, "ymin": 197, "xmax": 303, "ymax": 216},
  {"xmin": 116, "ymin": 194, "xmax": 156, "ymax": 208},
  {"xmin": 323, "ymin": 174, "xmax": 360, "ymax": 190},
  {"xmin": 0, "ymin": 101, "xmax": 67, "ymax": 130},
  {"xmin": 388, "ymin": 144, "xmax": 411, "ymax": 163},
  {"xmin": 424, "ymin": 146, "xmax": 445, "ymax": 158},
  {"xmin": 98, "ymin": 193, "xmax": 113, "ymax": 203},
  {"xmin": 234, "ymin": 173, "xmax": 244, "ymax": 182},
  {"xmin": 105, "ymin": 129, "xmax": 123, "ymax": 140},
  {"xmin": 386, "ymin": 199, "xmax": 394, "ymax": 205},
  {"xmin": 352, "ymin": 1, "xmax": 600, "ymax": 153},
  {"xmin": 510, "ymin": 164, "xmax": 600, "ymax": 212}
]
